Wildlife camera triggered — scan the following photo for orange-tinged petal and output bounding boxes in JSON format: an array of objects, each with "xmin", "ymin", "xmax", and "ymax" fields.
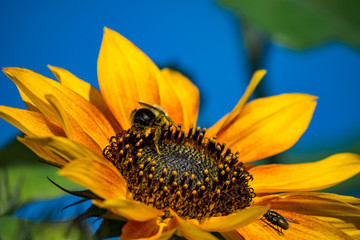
[
  {"xmin": 0, "ymin": 105, "xmax": 65, "ymax": 137},
  {"xmin": 121, "ymin": 219, "xmax": 164, "ymax": 240},
  {"xmin": 188, "ymin": 205, "xmax": 268, "ymax": 232},
  {"xmin": 19, "ymin": 136, "xmax": 101, "ymax": 162},
  {"xmin": 156, "ymin": 69, "xmax": 183, "ymax": 127},
  {"xmin": 98, "ymin": 27, "xmax": 161, "ymax": 129},
  {"xmin": 220, "ymin": 231, "xmax": 244, "ymax": 240},
  {"xmin": 121, "ymin": 218, "xmax": 177, "ymax": 240},
  {"xmin": 315, "ymin": 216, "xmax": 360, "ymax": 239},
  {"xmin": 18, "ymin": 136, "xmax": 68, "ymax": 167},
  {"xmin": 224, "ymin": 222, "xmax": 277, "ymax": 240},
  {"xmin": 48, "ymin": 65, "xmax": 122, "ymax": 132},
  {"xmin": 93, "ymin": 199, "xmax": 163, "ymax": 222},
  {"xmin": 234, "ymin": 211, "xmax": 352, "ymax": 240},
  {"xmin": 250, "ymin": 153, "xmax": 360, "ymax": 193},
  {"xmin": 58, "ymin": 157, "xmax": 128, "ymax": 200},
  {"xmin": 46, "ymin": 95, "xmax": 101, "ymax": 154},
  {"xmin": 216, "ymin": 70, "xmax": 266, "ymax": 136},
  {"xmin": 159, "ymin": 68, "xmax": 200, "ymax": 130},
  {"xmin": 172, "ymin": 212, "xmax": 218, "ymax": 240},
  {"xmin": 216, "ymin": 93, "xmax": 317, "ymax": 163},
  {"xmin": 3, "ymin": 67, "xmax": 115, "ymax": 149}
]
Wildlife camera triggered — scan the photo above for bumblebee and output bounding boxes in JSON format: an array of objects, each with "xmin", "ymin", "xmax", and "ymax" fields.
[
  {"xmin": 262, "ymin": 210, "xmax": 298, "ymax": 232},
  {"xmin": 130, "ymin": 102, "xmax": 176, "ymax": 154}
]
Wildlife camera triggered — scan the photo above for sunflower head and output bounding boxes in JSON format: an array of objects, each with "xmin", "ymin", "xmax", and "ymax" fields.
[
  {"xmin": 1, "ymin": 27, "xmax": 360, "ymax": 240},
  {"xmin": 103, "ymin": 114, "xmax": 255, "ymax": 220}
]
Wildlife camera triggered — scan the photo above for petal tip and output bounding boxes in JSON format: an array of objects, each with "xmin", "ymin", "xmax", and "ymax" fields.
[
  {"xmin": 2, "ymin": 67, "xmax": 12, "ymax": 75},
  {"xmin": 16, "ymin": 135, "xmax": 27, "ymax": 142},
  {"xmin": 256, "ymin": 69, "xmax": 267, "ymax": 76},
  {"xmin": 2, "ymin": 67, "xmax": 27, "ymax": 78},
  {"xmin": 103, "ymin": 27, "xmax": 115, "ymax": 35},
  {"xmin": 306, "ymin": 94, "xmax": 319, "ymax": 102}
]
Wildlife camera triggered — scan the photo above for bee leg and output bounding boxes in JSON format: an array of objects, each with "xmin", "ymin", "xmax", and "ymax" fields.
[
  {"xmin": 154, "ymin": 129, "xmax": 163, "ymax": 155},
  {"xmin": 261, "ymin": 219, "xmax": 284, "ymax": 235},
  {"xmin": 154, "ymin": 141, "xmax": 162, "ymax": 155}
]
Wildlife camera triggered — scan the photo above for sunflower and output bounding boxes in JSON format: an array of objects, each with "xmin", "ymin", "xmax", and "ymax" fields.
[{"xmin": 1, "ymin": 28, "xmax": 360, "ymax": 240}]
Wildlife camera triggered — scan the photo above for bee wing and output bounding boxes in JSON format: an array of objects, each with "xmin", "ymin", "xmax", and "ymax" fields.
[
  {"xmin": 138, "ymin": 102, "xmax": 167, "ymax": 115},
  {"xmin": 284, "ymin": 217, "xmax": 299, "ymax": 224},
  {"xmin": 138, "ymin": 102, "xmax": 155, "ymax": 109}
]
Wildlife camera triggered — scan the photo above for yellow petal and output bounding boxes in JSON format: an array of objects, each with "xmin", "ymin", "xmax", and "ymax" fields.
[
  {"xmin": 18, "ymin": 136, "xmax": 68, "ymax": 167},
  {"xmin": 216, "ymin": 70, "xmax": 266, "ymax": 136},
  {"xmin": 250, "ymin": 153, "xmax": 360, "ymax": 193},
  {"xmin": 159, "ymin": 68, "xmax": 200, "ymax": 130},
  {"xmin": 58, "ymin": 157, "xmax": 128, "ymax": 200},
  {"xmin": 235, "ymin": 211, "xmax": 352, "ymax": 240},
  {"xmin": 172, "ymin": 212, "xmax": 218, "ymax": 240},
  {"xmin": 16, "ymin": 87, "xmax": 39, "ymax": 112},
  {"xmin": 46, "ymin": 95, "xmax": 101, "ymax": 154},
  {"xmin": 98, "ymin": 27, "xmax": 161, "ymax": 129},
  {"xmin": 0, "ymin": 105, "xmax": 64, "ymax": 137},
  {"xmin": 215, "ymin": 94, "xmax": 317, "ymax": 163},
  {"xmin": 3, "ymin": 67, "xmax": 115, "ymax": 149},
  {"xmin": 254, "ymin": 192, "xmax": 360, "ymax": 238},
  {"xmin": 48, "ymin": 65, "xmax": 122, "ymax": 133},
  {"xmin": 19, "ymin": 136, "xmax": 101, "ymax": 162},
  {"xmin": 255, "ymin": 192, "xmax": 360, "ymax": 223},
  {"xmin": 188, "ymin": 205, "xmax": 268, "ymax": 232},
  {"xmin": 93, "ymin": 199, "xmax": 163, "ymax": 222},
  {"xmin": 121, "ymin": 218, "xmax": 177, "ymax": 240}
]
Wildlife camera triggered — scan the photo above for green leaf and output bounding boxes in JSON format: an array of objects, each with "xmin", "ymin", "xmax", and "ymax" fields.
[{"xmin": 218, "ymin": 0, "xmax": 360, "ymax": 49}]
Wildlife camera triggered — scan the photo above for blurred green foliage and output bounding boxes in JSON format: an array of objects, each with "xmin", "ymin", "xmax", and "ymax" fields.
[
  {"xmin": 0, "ymin": 216, "xmax": 91, "ymax": 240},
  {"xmin": 0, "ymin": 139, "xmax": 82, "ymax": 204},
  {"xmin": 218, "ymin": 0, "xmax": 360, "ymax": 49},
  {"xmin": 0, "ymin": 139, "xmax": 89, "ymax": 239},
  {"xmin": 0, "ymin": 168, "xmax": 22, "ymax": 215}
]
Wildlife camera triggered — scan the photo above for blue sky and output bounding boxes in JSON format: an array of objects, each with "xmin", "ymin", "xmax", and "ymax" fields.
[
  {"xmin": 1, "ymin": 0, "xmax": 360, "ymax": 230},
  {"xmin": 1, "ymin": 0, "xmax": 360, "ymax": 158}
]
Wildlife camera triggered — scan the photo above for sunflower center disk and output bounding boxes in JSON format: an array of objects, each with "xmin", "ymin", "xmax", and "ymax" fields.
[{"xmin": 103, "ymin": 126, "xmax": 255, "ymax": 220}]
